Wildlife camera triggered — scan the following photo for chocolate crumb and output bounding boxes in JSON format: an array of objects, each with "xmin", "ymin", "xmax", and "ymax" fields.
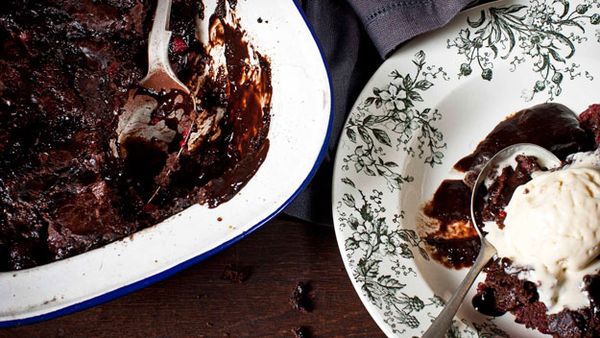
[
  {"xmin": 221, "ymin": 263, "xmax": 252, "ymax": 283},
  {"xmin": 290, "ymin": 281, "xmax": 313, "ymax": 312},
  {"xmin": 257, "ymin": 17, "xmax": 263, "ymax": 23},
  {"xmin": 291, "ymin": 326, "xmax": 312, "ymax": 338}
]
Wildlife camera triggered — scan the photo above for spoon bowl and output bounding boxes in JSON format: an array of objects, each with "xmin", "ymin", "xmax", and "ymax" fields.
[{"xmin": 116, "ymin": 0, "xmax": 197, "ymax": 158}]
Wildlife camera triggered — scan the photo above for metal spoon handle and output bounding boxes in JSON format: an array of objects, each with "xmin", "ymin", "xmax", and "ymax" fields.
[
  {"xmin": 142, "ymin": 0, "xmax": 188, "ymax": 92},
  {"xmin": 148, "ymin": 0, "xmax": 173, "ymax": 74},
  {"xmin": 422, "ymin": 243, "xmax": 496, "ymax": 338}
]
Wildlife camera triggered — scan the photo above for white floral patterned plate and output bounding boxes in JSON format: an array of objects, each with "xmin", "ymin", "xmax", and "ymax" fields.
[{"xmin": 332, "ymin": 0, "xmax": 600, "ymax": 337}]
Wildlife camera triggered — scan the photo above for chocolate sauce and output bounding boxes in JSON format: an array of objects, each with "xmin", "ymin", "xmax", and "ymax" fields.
[
  {"xmin": 422, "ymin": 180, "xmax": 479, "ymax": 268},
  {"xmin": 472, "ymin": 287, "xmax": 507, "ymax": 317},
  {"xmin": 424, "ymin": 236, "xmax": 480, "ymax": 269},
  {"xmin": 185, "ymin": 9, "xmax": 272, "ymax": 207},
  {"xmin": 584, "ymin": 275, "xmax": 600, "ymax": 315},
  {"xmin": 455, "ymin": 103, "xmax": 591, "ymax": 172},
  {"xmin": 423, "ymin": 180, "xmax": 472, "ymax": 232},
  {"xmin": 198, "ymin": 140, "xmax": 269, "ymax": 208}
]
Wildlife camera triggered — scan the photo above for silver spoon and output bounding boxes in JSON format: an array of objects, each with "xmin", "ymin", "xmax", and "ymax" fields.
[
  {"xmin": 116, "ymin": 0, "xmax": 196, "ymax": 157},
  {"xmin": 114, "ymin": 0, "xmax": 198, "ymax": 203},
  {"xmin": 141, "ymin": 0, "xmax": 190, "ymax": 94},
  {"xmin": 422, "ymin": 143, "xmax": 561, "ymax": 338}
]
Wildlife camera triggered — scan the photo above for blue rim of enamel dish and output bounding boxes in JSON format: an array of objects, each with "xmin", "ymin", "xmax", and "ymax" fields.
[{"xmin": 0, "ymin": 0, "xmax": 333, "ymax": 328}]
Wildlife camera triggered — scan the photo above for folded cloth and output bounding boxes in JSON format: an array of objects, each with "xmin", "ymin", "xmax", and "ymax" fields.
[
  {"xmin": 349, "ymin": 0, "xmax": 475, "ymax": 58},
  {"xmin": 284, "ymin": 0, "xmax": 484, "ymax": 225}
]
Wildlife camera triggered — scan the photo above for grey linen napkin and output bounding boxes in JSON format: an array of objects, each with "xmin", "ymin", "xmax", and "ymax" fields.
[
  {"xmin": 284, "ymin": 0, "xmax": 480, "ymax": 225},
  {"xmin": 349, "ymin": 0, "xmax": 475, "ymax": 58}
]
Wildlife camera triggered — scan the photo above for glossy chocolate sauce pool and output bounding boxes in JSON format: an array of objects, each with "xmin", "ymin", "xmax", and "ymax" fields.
[{"xmin": 0, "ymin": 0, "xmax": 271, "ymax": 271}]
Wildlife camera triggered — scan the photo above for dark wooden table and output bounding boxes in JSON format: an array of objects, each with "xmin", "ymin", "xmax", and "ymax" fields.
[{"xmin": 1, "ymin": 217, "xmax": 384, "ymax": 338}]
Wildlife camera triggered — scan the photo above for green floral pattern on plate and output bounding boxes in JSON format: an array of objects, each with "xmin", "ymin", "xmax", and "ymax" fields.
[
  {"xmin": 341, "ymin": 51, "xmax": 447, "ymax": 191},
  {"xmin": 448, "ymin": 0, "xmax": 600, "ymax": 100},
  {"xmin": 337, "ymin": 183, "xmax": 510, "ymax": 337},
  {"xmin": 336, "ymin": 51, "xmax": 508, "ymax": 337}
]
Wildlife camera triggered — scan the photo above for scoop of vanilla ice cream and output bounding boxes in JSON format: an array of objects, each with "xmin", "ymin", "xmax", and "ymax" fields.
[{"xmin": 485, "ymin": 166, "xmax": 600, "ymax": 313}]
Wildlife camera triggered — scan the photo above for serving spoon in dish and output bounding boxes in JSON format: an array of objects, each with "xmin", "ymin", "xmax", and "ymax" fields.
[
  {"xmin": 422, "ymin": 143, "xmax": 561, "ymax": 338},
  {"xmin": 115, "ymin": 0, "xmax": 198, "ymax": 203}
]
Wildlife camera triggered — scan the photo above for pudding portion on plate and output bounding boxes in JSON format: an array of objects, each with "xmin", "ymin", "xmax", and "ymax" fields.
[
  {"xmin": 421, "ymin": 103, "xmax": 591, "ymax": 268},
  {"xmin": 419, "ymin": 103, "xmax": 600, "ymax": 337}
]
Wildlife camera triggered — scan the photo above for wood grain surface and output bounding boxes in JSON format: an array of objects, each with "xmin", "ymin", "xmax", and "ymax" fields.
[{"xmin": 1, "ymin": 217, "xmax": 384, "ymax": 338}]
